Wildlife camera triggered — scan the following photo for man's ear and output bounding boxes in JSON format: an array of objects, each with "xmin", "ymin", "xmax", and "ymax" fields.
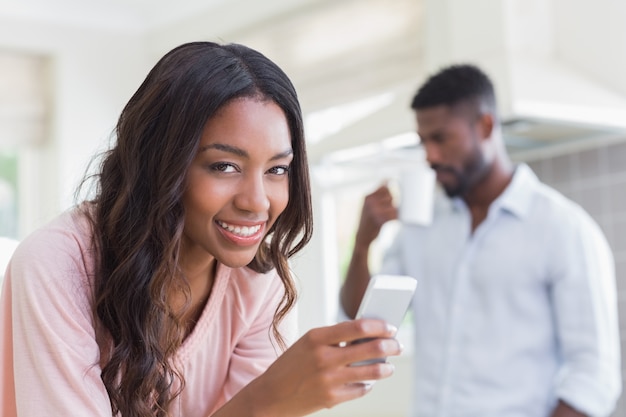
[{"xmin": 477, "ymin": 113, "xmax": 494, "ymax": 140}]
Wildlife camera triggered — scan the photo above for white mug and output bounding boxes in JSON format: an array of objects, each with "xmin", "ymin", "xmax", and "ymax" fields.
[{"xmin": 398, "ymin": 165, "xmax": 436, "ymax": 226}]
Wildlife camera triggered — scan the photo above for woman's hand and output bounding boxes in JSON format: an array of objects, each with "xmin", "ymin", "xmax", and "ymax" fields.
[{"xmin": 218, "ymin": 318, "xmax": 402, "ymax": 417}]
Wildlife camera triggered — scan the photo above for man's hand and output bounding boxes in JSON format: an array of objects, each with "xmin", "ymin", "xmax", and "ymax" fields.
[
  {"xmin": 354, "ymin": 184, "xmax": 398, "ymax": 249},
  {"xmin": 551, "ymin": 400, "xmax": 588, "ymax": 417}
]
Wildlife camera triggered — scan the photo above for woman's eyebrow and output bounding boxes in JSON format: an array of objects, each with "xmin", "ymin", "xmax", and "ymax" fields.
[
  {"xmin": 270, "ymin": 149, "xmax": 294, "ymax": 161},
  {"xmin": 200, "ymin": 143, "xmax": 247, "ymax": 157},
  {"xmin": 200, "ymin": 143, "xmax": 293, "ymax": 160}
]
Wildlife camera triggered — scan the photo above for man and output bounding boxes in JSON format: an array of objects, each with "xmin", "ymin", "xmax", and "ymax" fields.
[{"xmin": 340, "ymin": 64, "xmax": 621, "ymax": 417}]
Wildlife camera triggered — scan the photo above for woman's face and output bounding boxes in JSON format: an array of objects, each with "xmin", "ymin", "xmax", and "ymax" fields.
[{"xmin": 181, "ymin": 98, "xmax": 293, "ymax": 269}]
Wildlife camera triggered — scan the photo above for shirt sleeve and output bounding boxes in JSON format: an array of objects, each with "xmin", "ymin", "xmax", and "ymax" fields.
[
  {"xmin": 0, "ymin": 225, "xmax": 113, "ymax": 417},
  {"xmin": 216, "ymin": 271, "xmax": 298, "ymax": 409},
  {"xmin": 550, "ymin": 209, "xmax": 622, "ymax": 417}
]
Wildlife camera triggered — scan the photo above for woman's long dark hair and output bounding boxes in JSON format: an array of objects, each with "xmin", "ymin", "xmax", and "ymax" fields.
[{"xmin": 83, "ymin": 42, "xmax": 312, "ymax": 417}]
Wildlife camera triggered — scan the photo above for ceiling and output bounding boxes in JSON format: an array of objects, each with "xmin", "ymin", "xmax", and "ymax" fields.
[
  {"xmin": 0, "ymin": 0, "xmax": 231, "ymax": 32},
  {"xmin": 1, "ymin": 0, "xmax": 626, "ymax": 167}
]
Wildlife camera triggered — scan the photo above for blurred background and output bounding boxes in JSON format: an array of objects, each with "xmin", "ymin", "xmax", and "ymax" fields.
[{"xmin": 1, "ymin": 0, "xmax": 626, "ymax": 416}]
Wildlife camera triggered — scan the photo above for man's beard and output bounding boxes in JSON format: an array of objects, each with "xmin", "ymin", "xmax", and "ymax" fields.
[
  {"xmin": 432, "ymin": 147, "xmax": 489, "ymax": 198},
  {"xmin": 431, "ymin": 165, "xmax": 467, "ymax": 197}
]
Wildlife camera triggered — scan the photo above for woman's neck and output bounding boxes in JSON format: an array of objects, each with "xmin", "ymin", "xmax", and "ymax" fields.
[{"xmin": 173, "ymin": 255, "xmax": 217, "ymax": 337}]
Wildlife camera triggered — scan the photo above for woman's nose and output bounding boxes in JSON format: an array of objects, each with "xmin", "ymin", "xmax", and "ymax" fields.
[{"xmin": 234, "ymin": 173, "xmax": 270, "ymax": 213}]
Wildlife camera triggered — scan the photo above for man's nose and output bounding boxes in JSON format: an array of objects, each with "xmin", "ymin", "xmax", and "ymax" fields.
[{"xmin": 423, "ymin": 142, "xmax": 441, "ymax": 167}]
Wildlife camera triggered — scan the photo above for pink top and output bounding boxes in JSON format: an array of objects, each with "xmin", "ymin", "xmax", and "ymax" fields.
[{"xmin": 0, "ymin": 208, "xmax": 297, "ymax": 417}]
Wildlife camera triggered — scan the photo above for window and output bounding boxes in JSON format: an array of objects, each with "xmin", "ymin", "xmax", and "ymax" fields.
[
  {"xmin": 0, "ymin": 150, "xmax": 18, "ymax": 238},
  {"xmin": 0, "ymin": 50, "xmax": 49, "ymax": 240}
]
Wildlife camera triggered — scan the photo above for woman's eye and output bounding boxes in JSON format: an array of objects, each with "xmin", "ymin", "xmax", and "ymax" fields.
[
  {"xmin": 210, "ymin": 162, "xmax": 238, "ymax": 173},
  {"xmin": 268, "ymin": 165, "xmax": 290, "ymax": 176}
]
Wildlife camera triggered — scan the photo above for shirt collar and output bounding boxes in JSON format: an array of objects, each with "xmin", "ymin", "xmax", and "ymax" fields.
[
  {"xmin": 449, "ymin": 163, "xmax": 538, "ymax": 219},
  {"xmin": 492, "ymin": 163, "xmax": 538, "ymax": 219}
]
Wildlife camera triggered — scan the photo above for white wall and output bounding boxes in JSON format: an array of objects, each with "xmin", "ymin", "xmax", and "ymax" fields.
[
  {"xmin": 554, "ymin": 0, "xmax": 626, "ymax": 96},
  {"xmin": 0, "ymin": 17, "xmax": 148, "ymax": 237}
]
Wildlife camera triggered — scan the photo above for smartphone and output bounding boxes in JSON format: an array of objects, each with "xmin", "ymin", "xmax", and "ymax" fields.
[{"xmin": 351, "ymin": 274, "xmax": 417, "ymax": 366}]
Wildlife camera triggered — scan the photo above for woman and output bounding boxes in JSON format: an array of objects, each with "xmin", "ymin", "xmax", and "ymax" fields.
[{"xmin": 0, "ymin": 42, "xmax": 401, "ymax": 417}]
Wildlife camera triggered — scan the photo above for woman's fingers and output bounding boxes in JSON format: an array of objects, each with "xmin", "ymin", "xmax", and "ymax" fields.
[
  {"xmin": 298, "ymin": 325, "xmax": 402, "ymax": 382},
  {"xmin": 305, "ymin": 318, "xmax": 397, "ymax": 346},
  {"xmin": 315, "ymin": 381, "xmax": 374, "ymax": 408},
  {"xmin": 341, "ymin": 337, "xmax": 403, "ymax": 366},
  {"xmin": 292, "ymin": 357, "xmax": 396, "ymax": 409}
]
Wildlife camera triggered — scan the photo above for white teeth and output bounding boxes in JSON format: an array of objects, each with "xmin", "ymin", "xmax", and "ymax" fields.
[{"xmin": 218, "ymin": 221, "xmax": 261, "ymax": 237}]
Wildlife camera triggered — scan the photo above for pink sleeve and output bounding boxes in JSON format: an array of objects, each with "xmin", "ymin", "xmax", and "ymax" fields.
[
  {"xmin": 0, "ymin": 224, "xmax": 112, "ymax": 417},
  {"xmin": 215, "ymin": 271, "xmax": 298, "ymax": 411}
]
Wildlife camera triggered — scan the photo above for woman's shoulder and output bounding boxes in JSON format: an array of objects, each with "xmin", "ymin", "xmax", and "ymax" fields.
[
  {"xmin": 16, "ymin": 205, "xmax": 91, "ymax": 251},
  {"xmin": 10, "ymin": 205, "xmax": 96, "ymax": 288}
]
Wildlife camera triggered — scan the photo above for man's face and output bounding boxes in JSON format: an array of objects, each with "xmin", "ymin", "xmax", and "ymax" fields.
[{"xmin": 416, "ymin": 104, "xmax": 490, "ymax": 198}]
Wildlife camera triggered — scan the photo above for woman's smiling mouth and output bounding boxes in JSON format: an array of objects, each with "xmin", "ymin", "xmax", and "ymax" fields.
[{"xmin": 217, "ymin": 220, "xmax": 263, "ymax": 238}]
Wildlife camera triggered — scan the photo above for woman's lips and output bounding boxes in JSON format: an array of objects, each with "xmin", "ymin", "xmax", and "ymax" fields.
[{"xmin": 216, "ymin": 220, "xmax": 265, "ymax": 245}]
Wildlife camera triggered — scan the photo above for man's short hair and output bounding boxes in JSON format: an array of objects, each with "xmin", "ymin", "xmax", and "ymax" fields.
[{"xmin": 411, "ymin": 64, "xmax": 497, "ymax": 116}]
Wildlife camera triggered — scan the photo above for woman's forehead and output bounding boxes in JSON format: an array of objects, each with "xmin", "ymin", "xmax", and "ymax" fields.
[{"xmin": 198, "ymin": 98, "xmax": 292, "ymax": 154}]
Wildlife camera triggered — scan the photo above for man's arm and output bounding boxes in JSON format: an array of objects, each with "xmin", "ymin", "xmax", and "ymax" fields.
[
  {"xmin": 550, "ymin": 211, "xmax": 621, "ymax": 417},
  {"xmin": 340, "ymin": 184, "xmax": 398, "ymax": 318},
  {"xmin": 340, "ymin": 238, "xmax": 373, "ymax": 319}
]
